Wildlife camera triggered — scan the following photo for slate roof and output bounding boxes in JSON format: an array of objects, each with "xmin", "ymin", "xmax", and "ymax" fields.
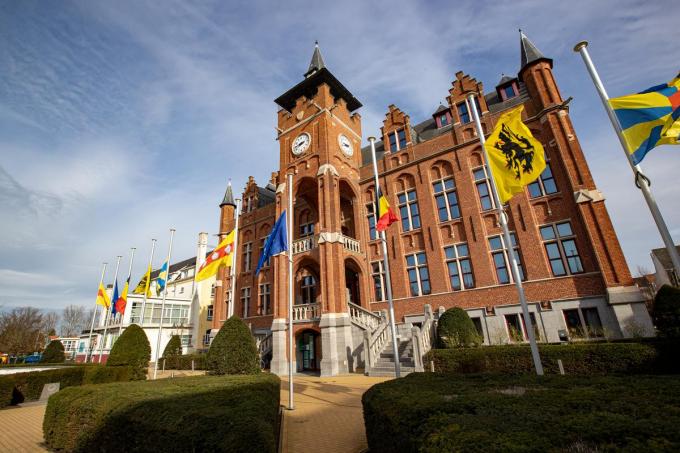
[
  {"xmin": 519, "ymin": 30, "xmax": 552, "ymax": 78},
  {"xmin": 652, "ymin": 245, "xmax": 680, "ymax": 271},
  {"xmin": 498, "ymin": 74, "xmax": 515, "ymax": 86},
  {"xmin": 305, "ymin": 42, "xmax": 326, "ymax": 78},
  {"xmin": 257, "ymin": 184, "xmax": 276, "ymax": 208},
  {"xmin": 149, "ymin": 256, "xmax": 199, "ymax": 280},
  {"xmin": 220, "ymin": 181, "xmax": 236, "ymax": 207}
]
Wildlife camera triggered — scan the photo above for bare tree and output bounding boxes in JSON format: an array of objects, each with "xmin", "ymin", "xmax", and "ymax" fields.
[
  {"xmin": 61, "ymin": 305, "xmax": 87, "ymax": 336},
  {"xmin": 0, "ymin": 307, "xmax": 44, "ymax": 355},
  {"xmin": 635, "ymin": 265, "xmax": 652, "ymax": 278},
  {"xmin": 43, "ymin": 312, "xmax": 59, "ymax": 336}
]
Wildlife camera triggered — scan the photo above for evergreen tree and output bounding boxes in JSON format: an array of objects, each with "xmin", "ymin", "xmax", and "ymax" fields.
[
  {"xmin": 653, "ymin": 285, "xmax": 680, "ymax": 338},
  {"xmin": 41, "ymin": 339, "xmax": 65, "ymax": 363},
  {"xmin": 162, "ymin": 335, "xmax": 182, "ymax": 358},
  {"xmin": 206, "ymin": 316, "xmax": 260, "ymax": 375},
  {"xmin": 437, "ymin": 307, "xmax": 482, "ymax": 348},
  {"xmin": 106, "ymin": 324, "xmax": 151, "ymax": 380}
]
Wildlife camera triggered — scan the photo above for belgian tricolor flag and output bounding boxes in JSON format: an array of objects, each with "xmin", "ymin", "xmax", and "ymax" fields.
[{"xmin": 376, "ymin": 188, "xmax": 398, "ymax": 232}]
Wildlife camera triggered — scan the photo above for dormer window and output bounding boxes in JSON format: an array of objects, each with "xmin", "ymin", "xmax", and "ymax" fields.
[
  {"xmin": 503, "ymin": 84, "xmax": 517, "ymax": 99},
  {"xmin": 437, "ymin": 113, "xmax": 450, "ymax": 127},
  {"xmin": 387, "ymin": 128, "xmax": 407, "ymax": 152},
  {"xmin": 496, "ymin": 75, "xmax": 519, "ymax": 101}
]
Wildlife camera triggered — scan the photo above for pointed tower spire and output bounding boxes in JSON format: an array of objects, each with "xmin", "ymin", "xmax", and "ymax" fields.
[
  {"xmin": 220, "ymin": 179, "xmax": 236, "ymax": 207},
  {"xmin": 518, "ymin": 29, "xmax": 553, "ymax": 80},
  {"xmin": 304, "ymin": 41, "xmax": 326, "ymax": 78}
]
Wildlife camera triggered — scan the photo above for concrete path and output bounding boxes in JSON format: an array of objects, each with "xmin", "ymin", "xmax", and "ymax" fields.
[
  {"xmin": 0, "ymin": 402, "xmax": 48, "ymax": 452},
  {"xmin": 280, "ymin": 375, "xmax": 390, "ymax": 453}
]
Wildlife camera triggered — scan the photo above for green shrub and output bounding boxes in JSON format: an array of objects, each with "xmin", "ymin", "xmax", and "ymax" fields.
[
  {"xmin": 162, "ymin": 335, "xmax": 182, "ymax": 358},
  {"xmin": 437, "ymin": 307, "xmax": 482, "ymax": 348},
  {"xmin": 43, "ymin": 373, "xmax": 281, "ymax": 453},
  {"xmin": 163, "ymin": 353, "xmax": 206, "ymax": 370},
  {"xmin": 654, "ymin": 284, "xmax": 680, "ymax": 337},
  {"xmin": 363, "ymin": 373, "xmax": 680, "ymax": 453},
  {"xmin": 424, "ymin": 340, "xmax": 679, "ymax": 375},
  {"xmin": 107, "ymin": 324, "xmax": 151, "ymax": 380},
  {"xmin": 41, "ymin": 340, "xmax": 65, "ymax": 363},
  {"xmin": 206, "ymin": 317, "xmax": 259, "ymax": 375}
]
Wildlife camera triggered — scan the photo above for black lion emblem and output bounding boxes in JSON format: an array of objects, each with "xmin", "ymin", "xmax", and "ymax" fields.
[{"xmin": 494, "ymin": 123, "xmax": 536, "ymax": 180}]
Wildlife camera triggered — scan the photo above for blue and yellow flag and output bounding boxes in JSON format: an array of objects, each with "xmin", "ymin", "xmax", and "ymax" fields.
[
  {"xmin": 156, "ymin": 261, "xmax": 168, "ymax": 296},
  {"xmin": 609, "ymin": 74, "xmax": 680, "ymax": 164}
]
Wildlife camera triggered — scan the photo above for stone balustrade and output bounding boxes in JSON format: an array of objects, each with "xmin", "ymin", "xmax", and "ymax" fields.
[{"xmin": 292, "ymin": 302, "xmax": 321, "ymax": 322}]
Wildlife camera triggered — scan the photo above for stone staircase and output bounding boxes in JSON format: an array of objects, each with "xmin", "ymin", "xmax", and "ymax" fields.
[{"xmin": 367, "ymin": 338, "xmax": 416, "ymax": 377}]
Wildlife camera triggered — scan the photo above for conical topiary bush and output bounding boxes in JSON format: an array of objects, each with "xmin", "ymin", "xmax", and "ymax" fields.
[
  {"xmin": 41, "ymin": 340, "xmax": 65, "ymax": 363},
  {"xmin": 206, "ymin": 316, "xmax": 260, "ymax": 375},
  {"xmin": 437, "ymin": 307, "xmax": 482, "ymax": 348},
  {"xmin": 106, "ymin": 323, "xmax": 151, "ymax": 380},
  {"xmin": 162, "ymin": 334, "xmax": 182, "ymax": 358}
]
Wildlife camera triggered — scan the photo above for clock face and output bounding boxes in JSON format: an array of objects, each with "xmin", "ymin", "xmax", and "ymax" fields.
[
  {"xmin": 292, "ymin": 133, "xmax": 311, "ymax": 156},
  {"xmin": 338, "ymin": 134, "xmax": 353, "ymax": 157}
]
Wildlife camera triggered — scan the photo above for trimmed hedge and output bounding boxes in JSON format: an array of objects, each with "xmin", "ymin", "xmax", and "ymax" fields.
[
  {"xmin": 107, "ymin": 324, "xmax": 151, "ymax": 380},
  {"xmin": 654, "ymin": 284, "xmax": 680, "ymax": 337},
  {"xmin": 425, "ymin": 340, "xmax": 680, "ymax": 375},
  {"xmin": 162, "ymin": 335, "xmax": 182, "ymax": 358},
  {"xmin": 162, "ymin": 353, "xmax": 207, "ymax": 370},
  {"xmin": 207, "ymin": 317, "xmax": 259, "ymax": 375},
  {"xmin": 437, "ymin": 307, "xmax": 482, "ymax": 348},
  {"xmin": 363, "ymin": 373, "xmax": 680, "ymax": 452},
  {"xmin": 43, "ymin": 373, "xmax": 281, "ymax": 453},
  {"xmin": 0, "ymin": 365, "xmax": 131, "ymax": 408},
  {"xmin": 41, "ymin": 340, "xmax": 65, "ymax": 363}
]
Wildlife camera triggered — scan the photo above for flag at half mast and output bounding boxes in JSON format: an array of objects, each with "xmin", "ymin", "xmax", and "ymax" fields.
[
  {"xmin": 196, "ymin": 230, "xmax": 236, "ymax": 282},
  {"xmin": 484, "ymin": 105, "xmax": 546, "ymax": 203},
  {"xmin": 96, "ymin": 283, "xmax": 111, "ymax": 308},
  {"xmin": 255, "ymin": 210, "xmax": 288, "ymax": 275},
  {"xmin": 156, "ymin": 261, "xmax": 168, "ymax": 296},
  {"xmin": 133, "ymin": 265, "xmax": 152, "ymax": 297},
  {"xmin": 376, "ymin": 188, "xmax": 398, "ymax": 232},
  {"xmin": 115, "ymin": 277, "xmax": 129, "ymax": 315}
]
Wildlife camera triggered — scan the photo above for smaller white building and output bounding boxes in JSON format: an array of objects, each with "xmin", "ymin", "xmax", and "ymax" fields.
[{"xmin": 651, "ymin": 245, "xmax": 680, "ymax": 289}]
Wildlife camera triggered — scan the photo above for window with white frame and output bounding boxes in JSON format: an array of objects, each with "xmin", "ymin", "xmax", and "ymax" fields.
[
  {"xmin": 387, "ymin": 128, "xmax": 407, "ymax": 152},
  {"xmin": 259, "ymin": 283, "xmax": 271, "ymax": 315},
  {"xmin": 203, "ymin": 329, "xmax": 211, "ymax": 346},
  {"xmin": 473, "ymin": 166, "xmax": 495, "ymax": 211},
  {"xmin": 488, "ymin": 233, "xmax": 525, "ymax": 284},
  {"xmin": 300, "ymin": 275, "xmax": 316, "ymax": 304},
  {"xmin": 366, "ymin": 203, "xmax": 378, "ymax": 240},
  {"xmin": 371, "ymin": 261, "xmax": 386, "ymax": 301},
  {"xmin": 397, "ymin": 189, "xmax": 421, "ymax": 232},
  {"xmin": 300, "ymin": 222, "xmax": 314, "ymax": 237},
  {"xmin": 405, "ymin": 252, "xmax": 431, "ymax": 296},
  {"xmin": 540, "ymin": 221, "xmax": 584, "ymax": 276},
  {"xmin": 457, "ymin": 97, "xmax": 482, "ymax": 124},
  {"xmin": 433, "ymin": 177, "xmax": 461, "ymax": 222},
  {"xmin": 207, "ymin": 304, "xmax": 214, "ymax": 321},
  {"xmin": 563, "ymin": 307, "xmax": 603, "ymax": 338},
  {"xmin": 528, "ymin": 162, "xmax": 558, "ymax": 198},
  {"xmin": 210, "ymin": 283, "xmax": 216, "ymax": 299},
  {"xmin": 444, "ymin": 243, "xmax": 474, "ymax": 290},
  {"xmin": 241, "ymin": 287, "xmax": 251, "ymax": 318},
  {"xmin": 504, "ymin": 312, "xmax": 539, "ymax": 342},
  {"xmin": 243, "ymin": 242, "xmax": 252, "ymax": 271}
]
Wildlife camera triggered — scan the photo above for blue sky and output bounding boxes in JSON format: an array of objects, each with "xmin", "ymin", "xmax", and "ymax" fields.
[{"xmin": 0, "ymin": 0, "xmax": 678, "ymax": 310}]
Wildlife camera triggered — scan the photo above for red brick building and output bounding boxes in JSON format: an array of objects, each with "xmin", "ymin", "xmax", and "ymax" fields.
[{"xmin": 211, "ymin": 34, "xmax": 653, "ymax": 376}]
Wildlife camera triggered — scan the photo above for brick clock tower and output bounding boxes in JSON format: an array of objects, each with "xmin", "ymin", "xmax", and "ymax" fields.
[{"xmin": 269, "ymin": 43, "xmax": 366, "ymax": 376}]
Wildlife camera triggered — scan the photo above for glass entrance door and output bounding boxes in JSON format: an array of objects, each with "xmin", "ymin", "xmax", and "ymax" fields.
[{"xmin": 298, "ymin": 331, "xmax": 316, "ymax": 370}]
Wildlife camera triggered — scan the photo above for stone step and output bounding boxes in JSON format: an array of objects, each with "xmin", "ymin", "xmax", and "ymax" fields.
[
  {"xmin": 367, "ymin": 366, "xmax": 415, "ymax": 377},
  {"xmin": 376, "ymin": 357, "xmax": 415, "ymax": 365}
]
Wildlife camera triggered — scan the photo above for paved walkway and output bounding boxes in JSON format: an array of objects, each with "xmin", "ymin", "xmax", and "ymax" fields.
[
  {"xmin": 280, "ymin": 374, "xmax": 390, "ymax": 453},
  {"xmin": 0, "ymin": 402, "xmax": 48, "ymax": 452}
]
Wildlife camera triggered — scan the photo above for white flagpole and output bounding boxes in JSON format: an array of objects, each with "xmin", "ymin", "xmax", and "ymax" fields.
[
  {"xmin": 154, "ymin": 228, "xmax": 175, "ymax": 380},
  {"xmin": 228, "ymin": 198, "xmax": 242, "ymax": 319},
  {"xmin": 140, "ymin": 239, "xmax": 157, "ymax": 326},
  {"xmin": 86, "ymin": 262, "xmax": 107, "ymax": 363},
  {"xmin": 287, "ymin": 172, "xmax": 294, "ymax": 410},
  {"xmin": 368, "ymin": 137, "xmax": 401, "ymax": 378},
  {"xmin": 119, "ymin": 247, "xmax": 136, "ymax": 336},
  {"xmin": 467, "ymin": 93, "xmax": 544, "ymax": 376},
  {"xmin": 98, "ymin": 255, "xmax": 121, "ymax": 364},
  {"xmin": 574, "ymin": 41, "xmax": 680, "ymax": 279}
]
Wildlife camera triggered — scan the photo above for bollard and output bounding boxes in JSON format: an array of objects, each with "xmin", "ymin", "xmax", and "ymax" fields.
[
  {"xmin": 191, "ymin": 359, "xmax": 195, "ymax": 372},
  {"xmin": 557, "ymin": 359, "xmax": 565, "ymax": 375},
  {"xmin": 430, "ymin": 360, "xmax": 435, "ymax": 372},
  {"xmin": 162, "ymin": 358, "xmax": 166, "ymax": 373}
]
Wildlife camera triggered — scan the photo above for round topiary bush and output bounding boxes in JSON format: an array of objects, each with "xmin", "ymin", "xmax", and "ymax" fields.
[
  {"xmin": 106, "ymin": 324, "xmax": 151, "ymax": 380},
  {"xmin": 437, "ymin": 307, "xmax": 482, "ymax": 348},
  {"xmin": 653, "ymin": 285, "xmax": 680, "ymax": 338},
  {"xmin": 162, "ymin": 335, "xmax": 182, "ymax": 358},
  {"xmin": 206, "ymin": 316, "xmax": 260, "ymax": 375},
  {"xmin": 41, "ymin": 340, "xmax": 65, "ymax": 363}
]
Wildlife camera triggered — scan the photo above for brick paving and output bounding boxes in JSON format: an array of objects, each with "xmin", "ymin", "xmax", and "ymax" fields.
[
  {"xmin": 0, "ymin": 402, "xmax": 48, "ymax": 452},
  {"xmin": 280, "ymin": 374, "xmax": 390, "ymax": 453}
]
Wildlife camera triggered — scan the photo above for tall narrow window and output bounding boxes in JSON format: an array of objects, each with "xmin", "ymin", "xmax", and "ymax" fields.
[
  {"xmin": 444, "ymin": 243, "xmax": 474, "ymax": 291},
  {"xmin": 397, "ymin": 189, "xmax": 421, "ymax": 232},
  {"xmin": 473, "ymin": 167, "xmax": 495, "ymax": 211},
  {"xmin": 241, "ymin": 287, "xmax": 251, "ymax": 318},
  {"xmin": 438, "ymin": 113, "xmax": 449, "ymax": 127},
  {"xmin": 207, "ymin": 304, "xmax": 214, "ymax": 321},
  {"xmin": 259, "ymin": 283, "xmax": 271, "ymax": 315},
  {"xmin": 300, "ymin": 275, "xmax": 316, "ymax": 304},
  {"xmin": 528, "ymin": 162, "xmax": 558, "ymax": 198},
  {"xmin": 503, "ymin": 85, "xmax": 516, "ymax": 99},
  {"xmin": 488, "ymin": 233, "xmax": 525, "ymax": 284},
  {"xmin": 540, "ymin": 221, "xmax": 583, "ymax": 276},
  {"xmin": 366, "ymin": 203, "xmax": 378, "ymax": 240},
  {"xmin": 300, "ymin": 222, "xmax": 314, "ymax": 237},
  {"xmin": 243, "ymin": 242, "xmax": 252, "ymax": 271},
  {"xmin": 397, "ymin": 129, "xmax": 407, "ymax": 149},
  {"xmin": 405, "ymin": 252, "xmax": 431, "ymax": 296},
  {"xmin": 387, "ymin": 128, "xmax": 407, "ymax": 152},
  {"xmin": 371, "ymin": 261, "xmax": 386, "ymax": 302},
  {"xmin": 259, "ymin": 235, "xmax": 271, "ymax": 268},
  {"xmin": 457, "ymin": 102, "xmax": 470, "ymax": 123},
  {"xmin": 433, "ymin": 177, "xmax": 460, "ymax": 222}
]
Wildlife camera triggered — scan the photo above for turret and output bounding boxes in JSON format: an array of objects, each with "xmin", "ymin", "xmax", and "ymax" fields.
[
  {"xmin": 219, "ymin": 180, "xmax": 236, "ymax": 236},
  {"xmin": 518, "ymin": 30, "xmax": 562, "ymax": 112}
]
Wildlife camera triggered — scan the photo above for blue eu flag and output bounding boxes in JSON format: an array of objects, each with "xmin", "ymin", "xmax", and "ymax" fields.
[{"xmin": 255, "ymin": 210, "xmax": 288, "ymax": 275}]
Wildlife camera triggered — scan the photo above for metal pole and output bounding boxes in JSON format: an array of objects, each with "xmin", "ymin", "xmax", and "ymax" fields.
[
  {"xmin": 154, "ymin": 229, "xmax": 175, "ymax": 380},
  {"xmin": 287, "ymin": 173, "xmax": 295, "ymax": 410},
  {"xmin": 119, "ymin": 247, "xmax": 136, "ymax": 336},
  {"xmin": 368, "ymin": 137, "xmax": 401, "ymax": 378},
  {"xmin": 467, "ymin": 93, "xmax": 544, "ymax": 376},
  {"xmin": 86, "ymin": 262, "xmax": 107, "ymax": 363},
  {"xmin": 98, "ymin": 255, "xmax": 121, "ymax": 364},
  {"xmin": 574, "ymin": 41, "xmax": 680, "ymax": 279},
  {"xmin": 140, "ymin": 239, "xmax": 156, "ymax": 325},
  {"xmin": 228, "ymin": 198, "xmax": 242, "ymax": 319}
]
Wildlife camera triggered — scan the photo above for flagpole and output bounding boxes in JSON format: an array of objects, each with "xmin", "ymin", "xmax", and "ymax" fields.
[
  {"xmin": 467, "ymin": 93, "xmax": 544, "ymax": 376},
  {"xmin": 287, "ymin": 172, "xmax": 294, "ymax": 410},
  {"xmin": 228, "ymin": 198, "xmax": 242, "ymax": 319},
  {"xmin": 118, "ymin": 247, "xmax": 135, "ymax": 336},
  {"xmin": 368, "ymin": 137, "xmax": 402, "ymax": 378},
  {"xmin": 574, "ymin": 41, "xmax": 680, "ymax": 279},
  {"xmin": 140, "ymin": 239, "xmax": 156, "ymax": 326},
  {"xmin": 86, "ymin": 262, "xmax": 107, "ymax": 363},
  {"xmin": 98, "ymin": 255, "xmax": 121, "ymax": 364},
  {"xmin": 154, "ymin": 228, "xmax": 175, "ymax": 380}
]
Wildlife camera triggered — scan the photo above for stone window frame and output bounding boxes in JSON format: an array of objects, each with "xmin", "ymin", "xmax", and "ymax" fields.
[
  {"xmin": 397, "ymin": 188, "xmax": 421, "ymax": 232},
  {"xmin": 539, "ymin": 221, "xmax": 584, "ymax": 277},
  {"xmin": 432, "ymin": 176, "xmax": 461, "ymax": 222},
  {"xmin": 206, "ymin": 304, "xmax": 214, "ymax": 321},
  {"xmin": 366, "ymin": 202, "xmax": 378, "ymax": 241},
  {"xmin": 243, "ymin": 242, "xmax": 253, "ymax": 271},
  {"xmin": 504, "ymin": 312, "xmax": 539, "ymax": 343},
  {"xmin": 562, "ymin": 306, "xmax": 604, "ymax": 339},
  {"xmin": 472, "ymin": 165, "xmax": 496, "ymax": 212},
  {"xmin": 528, "ymin": 159, "xmax": 559, "ymax": 198},
  {"xmin": 371, "ymin": 260, "xmax": 386, "ymax": 302},
  {"xmin": 387, "ymin": 128, "xmax": 407, "ymax": 152},
  {"xmin": 258, "ymin": 283, "xmax": 271, "ymax": 315},
  {"xmin": 444, "ymin": 242, "xmax": 474, "ymax": 291},
  {"xmin": 405, "ymin": 251, "xmax": 431, "ymax": 297},
  {"xmin": 488, "ymin": 232, "xmax": 525, "ymax": 285},
  {"xmin": 241, "ymin": 287, "xmax": 251, "ymax": 318}
]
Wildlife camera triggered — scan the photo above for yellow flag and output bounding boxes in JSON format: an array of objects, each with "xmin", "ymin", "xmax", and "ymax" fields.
[
  {"xmin": 96, "ymin": 283, "xmax": 111, "ymax": 308},
  {"xmin": 484, "ymin": 105, "xmax": 546, "ymax": 203},
  {"xmin": 196, "ymin": 230, "xmax": 236, "ymax": 282},
  {"xmin": 133, "ymin": 265, "xmax": 152, "ymax": 297}
]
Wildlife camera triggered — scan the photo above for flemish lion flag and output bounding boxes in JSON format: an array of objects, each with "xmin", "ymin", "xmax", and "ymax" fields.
[
  {"xmin": 484, "ymin": 105, "xmax": 546, "ymax": 203},
  {"xmin": 196, "ymin": 230, "xmax": 236, "ymax": 282},
  {"xmin": 96, "ymin": 283, "xmax": 110, "ymax": 309},
  {"xmin": 133, "ymin": 265, "xmax": 152, "ymax": 297}
]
